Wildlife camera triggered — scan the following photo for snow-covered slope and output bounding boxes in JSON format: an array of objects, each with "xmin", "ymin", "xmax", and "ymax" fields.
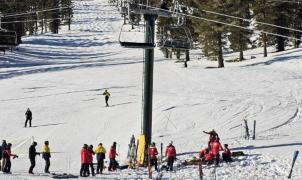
[{"xmin": 0, "ymin": 0, "xmax": 301, "ymax": 179}]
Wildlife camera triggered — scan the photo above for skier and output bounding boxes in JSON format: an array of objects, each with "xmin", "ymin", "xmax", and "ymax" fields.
[
  {"xmin": 28, "ymin": 141, "xmax": 40, "ymax": 174},
  {"xmin": 95, "ymin": 143, "xmax": 106, "ymax": 174},
  {"xmin": 25, "ymin": 108, "xmax": 32, "ymax": 127},
  {"xmin": 108, "ymin": 142, "xmax": 118, "ymax": 171},
  {"xmin": 1, "ymin": 140, "xmax": 7, "ymax": 171},
  {"xmin": 222, "ymin": 144, "xmax": 232, "ymax": 162},
  {"xmin": 80, "ymin": 144, "xmax": 89, "ymax": 177},
  {"xmin": 42, "ymin": 141, "xmax": 51, "ymax": 173},
  {"xmin": 148, "ymin": 142, "xmax": 158, "ymax": 171},
  {"xmin": 165, "ymin": 141, "xmax": 176, "ymax": 171},
  {"xmin": 102, "ymin": 89, "xmax": 111, "ymax": 107},
  {"xmin": 2, "ymin": 143, "xmax": 18, "ymax": 174},
  {"xmin": 210, "ymin": 139, "xmax": 223, "ymax": 165},
  {"xmin": 88, "ymin": 145, "xmax": 95, "ymax": 176},
  {"xmin": 203, "ymin": 129, "xmax": 219, "ymax": 149}
]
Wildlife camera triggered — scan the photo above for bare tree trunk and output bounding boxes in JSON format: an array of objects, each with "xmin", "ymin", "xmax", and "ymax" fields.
[
  {"xmin": 263, "ymin": 33, "xmax": 267, "ymax": 57},
  {"xmin": 217, "ymin": 33, "xmax": 224, "ymax": 68}
]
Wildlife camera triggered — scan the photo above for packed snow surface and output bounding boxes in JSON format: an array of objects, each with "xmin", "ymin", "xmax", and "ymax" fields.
[{"xmin": 0, "ymin": 0, "xmax": 301, "ymax": 179}]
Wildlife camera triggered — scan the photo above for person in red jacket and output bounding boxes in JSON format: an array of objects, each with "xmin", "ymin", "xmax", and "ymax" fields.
[
  {"xmin": 165, "ymin": 141, "xmax": 176, "ymax": 171},
  {"xmin": 203, "ymin": 129, "xmax": 219, "ymax": 149},
  {"xmin": 80, "ymin": 144, "xmax": 89, "ymax": 177},
  {"xmin": 108, "ymin": 142, "xmax": 118, "ymax": 171},
  {"xmin": 2, "ymin": 143, "xmax": 18, "ymax": 174},
  {"xmin": 198, "ymin": 147, "xmax": 207, "ymax": 159},
  {"xmin": 210, "ymin": 139, "xmax": 223, "ymax": 165},
  {"xmin": 203, "ymin": 148, "xmax": 213, "ymax": 165},
  {"xmin": 148, "ymin": 142, "xmax": 158, "ymax": 171},
  {"xmin": 87, "ymin": 145, "xmax": 95, "ymax": 176},
  {"xmin": 222, "ymin": 144, "xmax": 232, "ymax": 162}
]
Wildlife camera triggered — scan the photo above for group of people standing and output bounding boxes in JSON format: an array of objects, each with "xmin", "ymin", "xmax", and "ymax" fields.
[
  {"xmin": 80, "ymin": 141, "xmax": 118, "ymax": 177},
  {"xmin": 0, "ymin": 140, "xmax": 50, "ymax": 175}
]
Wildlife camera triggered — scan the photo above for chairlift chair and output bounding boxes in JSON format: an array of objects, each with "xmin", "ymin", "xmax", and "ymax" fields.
[
  {"xmin": 157, "ymin": 25, "xmax": 193, "ymax": 50},
  {"xmin": 0, "ymin": 29, "xmax": 18, "ymax": 47},
  {"xmin": 119, "ymin": 23, "xmax": 155, "ymax": 49}
]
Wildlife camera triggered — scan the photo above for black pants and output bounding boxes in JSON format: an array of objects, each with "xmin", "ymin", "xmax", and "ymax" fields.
[
  {"xmin": 25, "ymin": 117, "xmax": 32, "ymax": 127},
  {"xmin": 108, "ymin": 158, "xmax": 117, "ymax": 171},
  {"xmin": 222, "ymin": 153, "xmax": 232, "ymax": 162},
  {"xmin": 96, "ymin": 159, "xmax": 104, "ymax": 174},
  {"xmin": 150, "ymin": 158, "xmax": 158, "ymax": 171},
  {"xmin": 89, "ymin": 163, "xmax": 95, "ymax": 176},
  {"xmin": 29, "ymin": 158, "xmax": 35, "ymax": 173},
  {"xmin": 214, "ymin": 154, "xmax": 220, "ymax": 165},
  {"xmin": 105, "ymin": 96, "xmax": 109, "ymax": 106},
  {"xmin": 80, "ymin": 164, "xmax": 89, "ymax": 177},
  {"xmin": 3, "ymin": 158, "xmax": 11, "ymax": 173},
  {"xmin": 44, "ymin": 158, "xmax": 50, "ymax": 173},
  {"xmin": 167, "ymin": 157, "xmax": 174, "ymax": 171}
]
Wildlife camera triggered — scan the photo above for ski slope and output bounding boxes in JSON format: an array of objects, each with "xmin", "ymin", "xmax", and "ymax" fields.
[{"xmin": 0, "ymin": 0, "xmax": 301, "ymax": 179}]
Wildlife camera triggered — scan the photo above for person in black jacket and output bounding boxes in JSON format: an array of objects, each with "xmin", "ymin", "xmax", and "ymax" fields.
[
  {"xmin": 0, "ymin": 140, "xmax": 7, "ymax": 171},
  {"xmin": 28, "ymin": 141, "xmax": 40, "ymax": 174},
  {"xmin": 25, "ymin": 108, "xmax": 32, "ymax": 127}
]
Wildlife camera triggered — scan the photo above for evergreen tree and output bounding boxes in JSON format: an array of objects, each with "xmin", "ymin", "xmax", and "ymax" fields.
[{"xmin": 228, "ymin": 0, "xmax": 252, "ymax": 61}]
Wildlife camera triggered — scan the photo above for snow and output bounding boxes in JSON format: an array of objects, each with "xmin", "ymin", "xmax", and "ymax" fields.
[{"xmin": 0, "ymin": 0, "xmax": 302, "ymax": 179}]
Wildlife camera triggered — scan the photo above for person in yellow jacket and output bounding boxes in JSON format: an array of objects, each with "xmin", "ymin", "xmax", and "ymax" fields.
[
  {"xmin": 95, "ymin": 143, "xmax": 106, "ymax": 174},
  {"xmin": 42, "ymin": 141, "xmax": 51, "ymax": 173},
  {"xmin": 103, "ymin": 89, "xmax": 111, "ymax": 107}
]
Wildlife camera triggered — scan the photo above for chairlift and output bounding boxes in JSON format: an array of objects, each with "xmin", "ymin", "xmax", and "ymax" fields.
[
  {"xmin": 0, "ymin": 29, "xmax": 17, "ymax": 47},
  {"xmin": 119, "ymin": 23, "xmax": 155, "ymax": 49},
  {"xmin": 157, "ymin": 24, "xmax": 193, "ymax": 50}
]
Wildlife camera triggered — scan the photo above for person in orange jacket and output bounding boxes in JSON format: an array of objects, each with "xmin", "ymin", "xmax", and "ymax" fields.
[
  {"xmin": 80, "ymin": 144, "xmax": 89, "ymax": 177},
  {"xmin": 108, "ymin": 142, "xmax": 118, "ymax": 171},
  {"xmin": 210, "ymin": 139, "xmax": 223, "ymax": 165},
  {"xmin": 165, "ymin": 141, "xmax": 176, "ymax": 171},
  {"xmin": 148, "ymin": 142, "xmax": 158, "ymax": 171},
  {"xmin": 222, "ymin": 144, "xmax": 232, "ymax": 162}
]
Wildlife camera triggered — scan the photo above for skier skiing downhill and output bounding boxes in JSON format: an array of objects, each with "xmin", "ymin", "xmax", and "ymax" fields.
[
  {"xmin": 25, "ymin": 108, "xmax": 32, "ymax": 127},
  {"xmin": 165, "ymin": 141, "xmax": 176, "ymax": 171},
  {"xmin": 95, "ymin": 143, "xmax": 106, "ymax": 174},
  {"xmin": 2, "ymin": 143, "xmax": 18, "ymax": 174},
  {"xmin": 102, "ymin": 89, "xmax": 111, "ymax": 107},
  {"xmin": 28, "ymin": 141, "xmax": 40, "ymax": 174},
  {"xmin": 42, "ymin": 141, "xmax": 51, "ymax": 173}
]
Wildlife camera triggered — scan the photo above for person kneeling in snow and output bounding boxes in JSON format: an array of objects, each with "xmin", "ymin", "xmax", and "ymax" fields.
[
  {"xmin": 222, "ymin": 144, "xmax": 232, "ymax": 162},
  {"xmin": 203, "ymin": 148, "xmax": 214, "ymax": 165}
]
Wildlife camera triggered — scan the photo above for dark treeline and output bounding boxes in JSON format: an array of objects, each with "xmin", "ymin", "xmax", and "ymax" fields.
[
  {"xmin": 156, "ymin": 0, "xmax": 302, "ymax": 67},
  {"xmin": 0, "ymin": 0, "xmax": 73, "ymax": 44}
]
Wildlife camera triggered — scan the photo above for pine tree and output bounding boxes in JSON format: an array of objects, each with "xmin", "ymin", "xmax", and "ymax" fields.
[{"xmin": 228, "ymin": 0, "xmax": 252, "ymax": 61}]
